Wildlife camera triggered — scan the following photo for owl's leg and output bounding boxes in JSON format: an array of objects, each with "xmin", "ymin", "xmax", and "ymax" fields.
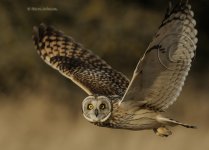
[{"xmin": 153, "ymin": 127, "xmax": 172, "ymax": 137}]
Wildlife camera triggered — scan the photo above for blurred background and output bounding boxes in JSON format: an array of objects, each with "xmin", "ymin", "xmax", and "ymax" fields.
[{"xmin": 0, "ymin": 0, "xmax": 209, "ymax": 150}]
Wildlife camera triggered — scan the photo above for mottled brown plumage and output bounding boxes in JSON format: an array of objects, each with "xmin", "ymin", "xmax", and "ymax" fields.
[
  {"xmin": 33, "ymin": 25, "xmax": 129, "ymax": 96},
  {"xmin": 33, "ymin": 0, "xmax": 198, "ymax": 137}
]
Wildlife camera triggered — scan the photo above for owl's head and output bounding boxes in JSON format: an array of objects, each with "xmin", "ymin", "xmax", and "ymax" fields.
[{"xmin": 82, "ymin": 96, "xmax": 112, "ymax": 123}]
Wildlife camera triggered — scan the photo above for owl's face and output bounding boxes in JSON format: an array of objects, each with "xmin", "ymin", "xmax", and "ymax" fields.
[{"xmin": 82, "ymin": 96, "xmax": 112, "ymax": 123}]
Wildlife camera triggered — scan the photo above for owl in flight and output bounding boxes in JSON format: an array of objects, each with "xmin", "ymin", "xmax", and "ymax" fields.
[{"xmin": 33, "ymin": 0, "xmax": 197, "ymax": 137}]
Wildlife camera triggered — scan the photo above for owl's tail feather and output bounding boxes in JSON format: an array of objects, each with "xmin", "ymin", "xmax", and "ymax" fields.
[{"xmin": 157, "ymin": 116, "xmax": 197, "ymax": 128}]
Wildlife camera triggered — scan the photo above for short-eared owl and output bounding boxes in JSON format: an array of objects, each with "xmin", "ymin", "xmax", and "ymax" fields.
[{"xmin": 33, "ymin": 1, "xmax": 198, "ymax": 137}]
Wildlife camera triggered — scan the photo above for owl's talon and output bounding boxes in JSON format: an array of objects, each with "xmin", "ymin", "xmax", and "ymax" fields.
[{"xmin": 153, "ymin": 127, "xmax": 172, "ymax": 137}]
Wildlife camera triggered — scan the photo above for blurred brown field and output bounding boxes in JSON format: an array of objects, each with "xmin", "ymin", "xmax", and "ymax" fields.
[{"xmin": 0, "ymin": 0, "xmax": 209, "ymax": 150}]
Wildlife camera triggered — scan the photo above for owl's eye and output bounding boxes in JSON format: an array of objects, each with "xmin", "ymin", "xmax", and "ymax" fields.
[
  {"xmin": 99, "ymin": 103, "xmax": 106, "ymax": 110},
  {"xmin": 87, "ymin": 104, "xmax": 94, "ymax": 110}
]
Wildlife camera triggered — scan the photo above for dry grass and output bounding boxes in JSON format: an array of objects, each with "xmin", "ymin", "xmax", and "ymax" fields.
[{"xmin": 0, "ymin": 81, "xmax": 208, "ymax": 150}]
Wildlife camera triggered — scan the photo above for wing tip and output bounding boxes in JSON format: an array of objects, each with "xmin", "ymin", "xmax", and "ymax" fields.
[
  {"xmin": 165, "ymin": 0, "xmax": 192, "ymax": 17},
  {"xmin": 32, "ymin": 23, "xmax": 61, "ymax": 48},
  {"xmin": 32, "ymin": 23, "xmax": 47, "ymax": 48},
  {"xmin": 161, "ymin": 0, "xmax": 194, "ymax": 29}
]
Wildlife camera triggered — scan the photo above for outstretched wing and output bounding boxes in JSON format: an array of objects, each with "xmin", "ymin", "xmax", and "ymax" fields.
[
  {"xmin": 33, "ymin": 24, "xmax": 129, "ymax": 96},
  {"xmin": 120, "ymin": 1, "xmax": 198, "ymax": 111}
]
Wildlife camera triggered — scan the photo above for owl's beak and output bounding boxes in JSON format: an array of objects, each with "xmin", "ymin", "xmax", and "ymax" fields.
[{"xmin": 95, "ymin": 109, "xmax": 99, "ymax": 117}]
